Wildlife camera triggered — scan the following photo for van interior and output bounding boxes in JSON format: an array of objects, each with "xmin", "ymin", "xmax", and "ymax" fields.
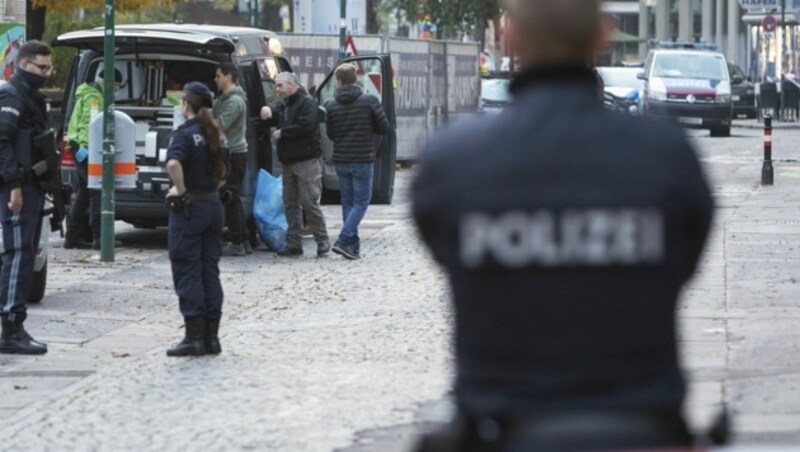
[{"xmin": 82, "ymin": 55, "xmax": 219, "ymax": 165}]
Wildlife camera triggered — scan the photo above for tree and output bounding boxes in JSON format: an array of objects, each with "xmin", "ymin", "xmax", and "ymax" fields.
[
  {"xmin": 27, "ymin": 0, "xmax": 179, "ymax": 41},
  {"xmin": 440, "ymin": 0, "xmax": 500, "ymax": 40},
  {"xmin": 260, "ymin": 0, "xmax": 288, "ymax": 30},
  {"xmin": 383, "ymin": 0, "xmax": 500, "ymax": 40}
]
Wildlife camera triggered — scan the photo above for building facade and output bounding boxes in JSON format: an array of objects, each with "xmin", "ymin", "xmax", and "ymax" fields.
[{"xmin": 605, "ymin": 0, "xmax": 800, "ymax": 81}]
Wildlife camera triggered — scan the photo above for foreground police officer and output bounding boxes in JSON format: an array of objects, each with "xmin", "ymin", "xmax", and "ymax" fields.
[
  {"xmin": 165, "ymin": 82, "xmax": 228, "ymax": 357},
  {"xmin": 412, "ymin": 0, "xmax": 714, "ymax": 450},
  {"xmin": 0, "ymin": 41, "xmax": 54, "ymax": 355}
]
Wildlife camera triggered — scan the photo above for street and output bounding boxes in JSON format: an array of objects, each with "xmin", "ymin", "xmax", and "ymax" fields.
[{"xmin": 1, "ymin": 123, "xmax": 800, "ymax": 450}]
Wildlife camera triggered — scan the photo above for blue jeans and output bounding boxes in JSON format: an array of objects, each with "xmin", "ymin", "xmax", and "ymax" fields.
[{"xmin": 335, "ymin": 163, "xmax": 373, "ymax": 246}]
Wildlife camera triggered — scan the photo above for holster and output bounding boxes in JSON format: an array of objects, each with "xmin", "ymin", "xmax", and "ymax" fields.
[{"xmin": 166, "ymin": 195, "xmax": 192, "ymax": 217}]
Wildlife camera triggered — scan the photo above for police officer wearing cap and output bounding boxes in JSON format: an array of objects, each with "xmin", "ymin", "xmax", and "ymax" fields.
[
  {"xmin": 412, "ymin": 0, "xmax": 714, "ymax": 450},
  {"xmin": 0, "ymin": 41, "xmax": 54, "ymax": 355},
  {"xmin": 165, "ymin": 81, "xmax": 229, "ymax": 357}
]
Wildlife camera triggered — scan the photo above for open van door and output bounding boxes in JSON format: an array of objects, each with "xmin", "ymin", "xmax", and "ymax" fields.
[{"xmin": 316, "ymin": 55, "xmax": 397, "ymax": 204}]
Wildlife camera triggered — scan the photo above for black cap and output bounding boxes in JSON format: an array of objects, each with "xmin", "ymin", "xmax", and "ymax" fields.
[
  {"xmin": 98, "ymin": 68, "xmax": 123, "ymax": 83},
  {"xmin": 183, "ymin": 81, "xmax": 214, "ymax": 107}
]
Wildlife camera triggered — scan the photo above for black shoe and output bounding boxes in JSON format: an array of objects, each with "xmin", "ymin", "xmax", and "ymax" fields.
[
  {"xmin": 205, "ymin": 318, "xmax": 221, "ymax": 355},
  {"xmin": 0, "ymin": 316, "xmax": 47, "ymax": 355},
  {"xmin": 317, "ymin": 241, "xmax": 331, "ymax": 256},
  {"xmin": 64, "ymin": 239, "xmax": 93, "ymax": 250},
  {"xmin": 222, "ymin": 243, "xmax": 246, "ymax": 257},
  {"xmin": 278, "ymin": 247, "xmax": 303, "ymax": 257},
  {"xmin": 244, "ymin": 241, "xmax": 254, "ymax": 255},
  {"xmin": 166, "ymin": 317, "xmax": 206, "ymax": 357},
  {"xmin": 332, "ymin": 241, "xmax": 359, "ymax": 260}
]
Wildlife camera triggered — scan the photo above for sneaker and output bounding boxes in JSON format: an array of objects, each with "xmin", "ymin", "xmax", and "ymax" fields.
[
  {"xmin": 332, "ymin": 241, "xmax": 359, "ymax": 260},
  {"xmin": 244, "ymin": 242, "xmax": 254, "ymax": 255},
  {"xmin": 222, "ymin": 243, "xmax": 246, "ymax": 257},
  {"xmin": 278, "ymin": 247, "xmax": 303, "ymax": 257},
  {"xmin": 317, "ymin": 241, "xmax": 331, "ymax": 256},
  {"xmin": 64, "ymin": 239, "xmax": 93, "ymax": 250}
]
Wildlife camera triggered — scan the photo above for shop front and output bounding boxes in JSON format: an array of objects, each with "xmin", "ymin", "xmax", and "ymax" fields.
[{"xmin": 741, "ymin": 1, "xmax": 800, "ymax": 82}]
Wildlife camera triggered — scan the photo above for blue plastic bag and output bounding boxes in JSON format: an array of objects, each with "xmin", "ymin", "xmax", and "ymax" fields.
[{"xmin": 252, "ymin": 169, "xmax": 288, "ymax": 252}]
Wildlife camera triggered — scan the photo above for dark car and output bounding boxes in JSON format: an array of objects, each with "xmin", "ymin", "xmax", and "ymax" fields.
[{"xmin": 728, "ymin": 62, "xmax": 756, "ymax": 119}]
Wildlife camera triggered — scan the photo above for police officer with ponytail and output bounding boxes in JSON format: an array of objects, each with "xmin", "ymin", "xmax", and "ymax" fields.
[
  {"xmin": 0, "ymin": 41, "xmax": 54, "ymax": 355},
  {"xmin": 165, "ymin": 82, "xmax": 228, "ymax": 357}
]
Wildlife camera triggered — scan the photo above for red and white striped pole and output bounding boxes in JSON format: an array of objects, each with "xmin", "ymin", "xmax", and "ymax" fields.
[{"xmin": 763, "ymin": 115, "xmax": 774, "ymax": 186}]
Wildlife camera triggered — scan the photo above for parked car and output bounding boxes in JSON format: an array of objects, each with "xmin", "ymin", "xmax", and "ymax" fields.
[
  {"xmin": 53, "ymin": 24, "xmax": 397, "ymax": 230},
  {"xmin": 596, "ymin": 66, "xmax": 643, "ymax": 114},
  {"xmin": 478, "ymin": 73, "xmax": 513, "ymax": 114},
  {"xmin": 728, "ymin": 62, "xmax": 756, "ymax": 119},
  {"xmin": 639, "ymin": 48, "xmax": 738, "ymax": 137}
]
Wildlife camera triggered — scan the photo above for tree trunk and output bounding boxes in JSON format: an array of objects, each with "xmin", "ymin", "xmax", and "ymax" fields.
[
  {"xmin": 262, "ymin": 3, "xmax": 282, "ymax": 31},
  {"xmin": 26, "ymin": 3, "xmax": 47, "ymax": 41},
  {"xmin": 492, "ymin": 15, "xmax": 502, "ymax": 61},
  {"xmin": 366, "ymin": 0, "xmax": 380, "ymax": 34}
]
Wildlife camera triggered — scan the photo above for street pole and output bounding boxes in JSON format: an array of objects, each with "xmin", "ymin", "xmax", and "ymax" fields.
[
  {"xmin": 780, "ymin": 0, "xmax": 786, "ymax": 120},
  {"xmin": 248, "ymin": 0, "xmax": 260, "ymax": 28},
  {"xmin": 101, "ymin": 0, "xmax": 115, "ymax": 262},
  {"xmin": 763, "ymin": 115, "xmax": 774, "ymax": 185},
  {"xmin": 435, "ymin": 0, "xmax": 443, "ymax": 40},
  {"xmin": 339, "ymin": 0, "xmax": 347, "ymax": 58}
]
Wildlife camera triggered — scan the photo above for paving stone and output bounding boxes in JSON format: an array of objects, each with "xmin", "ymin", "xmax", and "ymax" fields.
[{"xmin": 1, "ymin": 132, "xmax": 800, "ymax": 449}]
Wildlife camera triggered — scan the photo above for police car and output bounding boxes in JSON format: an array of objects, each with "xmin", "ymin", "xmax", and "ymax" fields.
[
  {"xmin": 53, "ymin": 24, "xmax": 397, "ymax": 230},
  {"xmin": 596, "ymin": 66, "xmax": 643, "ymax": 115},
  {"xmin": 478, "ymin": 72, "xmax": 513, "ymax": 114},
  {"xmin": 638, "ymin": 42, "xmax": 738, "ymax": 137}
]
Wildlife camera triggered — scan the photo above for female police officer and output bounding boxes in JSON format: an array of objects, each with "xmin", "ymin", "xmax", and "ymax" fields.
[{"xmin": 165, "ymin": 82, "xmax": 228, "ymax": 357}]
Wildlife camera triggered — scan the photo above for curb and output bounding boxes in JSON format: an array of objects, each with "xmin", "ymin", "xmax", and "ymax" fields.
[{"xmin": 733, "ymin": 121, "xmax": 800, "ymax": 130}]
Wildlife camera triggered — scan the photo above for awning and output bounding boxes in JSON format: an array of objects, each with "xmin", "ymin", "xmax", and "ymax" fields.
[
  {"xmin": 610, "ymin": 30, "xmax": 646, "ymax": 43},
  {"xmin": 742, "ymin": 12, "xmax": 800, "ymax": 25}
]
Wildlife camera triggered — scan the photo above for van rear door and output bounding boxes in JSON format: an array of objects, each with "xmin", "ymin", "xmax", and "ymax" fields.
[
  {"xmin": 316, "ymin": 55, "xmax": 397, "ymax": 204},
  {"xmin": 52, "ymin": 29, "xmax": 235, "ymax": 54}
]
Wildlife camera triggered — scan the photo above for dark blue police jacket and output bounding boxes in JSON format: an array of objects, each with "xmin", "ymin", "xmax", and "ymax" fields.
[
  {"xmin": 412, "ymin": 66, "xmax": 714, "ymax": 417},
  {"xmin": 167, "ymin": 118, "xmax": 222, "ymax": 194}
]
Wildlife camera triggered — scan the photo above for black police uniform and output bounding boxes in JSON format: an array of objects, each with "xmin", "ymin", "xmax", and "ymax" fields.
[
  {"xmin": 167, "ymin": 117, "xmax": 224, "ymax": 354},
  {"xmin": 0, "ymin": 73, "xmax": 50, "ymax": 355},
  {"xmin": 412, "ymin": 67, "xmax": 714, "ymax": 450}
]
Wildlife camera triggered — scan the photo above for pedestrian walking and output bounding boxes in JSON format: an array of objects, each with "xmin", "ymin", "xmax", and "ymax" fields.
[
  {"xmin": 165, "ymin": 82, "xmax": 228, "ymax": 357},
  {"xmin": 213, "ymin": 62, "xmax": 251, "ymax": 257},
  {"xmin": 259, "ymin": 72, "xmax": 330, "ymax": 257},
  {"xmin": 323, "ymin": 63, "xmax": 391, "ymax": 259},
  {"xmin": 64, "ymin": 68, "xmax": 122, "ymax": 250},
  {"xmin": 0, "ymin": 41, "xmax": 55, "ymax": 355},
  {"xmin": 411, "ymin": 0, "xmax": 714, "ymax": 449}
]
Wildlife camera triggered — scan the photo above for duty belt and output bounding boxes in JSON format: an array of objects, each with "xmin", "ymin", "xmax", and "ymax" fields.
[
  {"xmin": 418, "ymin": 409, "xmax": 695, "ymax": 451},
  {"xmin": 185, "ymin": 192, "xmax": 219, "ymax": 202}
]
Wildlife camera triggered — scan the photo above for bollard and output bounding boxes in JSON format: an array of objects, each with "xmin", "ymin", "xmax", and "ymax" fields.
[{"xmin": 763, "ymin": 115, "xmax": 774, "ymax": 186}]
